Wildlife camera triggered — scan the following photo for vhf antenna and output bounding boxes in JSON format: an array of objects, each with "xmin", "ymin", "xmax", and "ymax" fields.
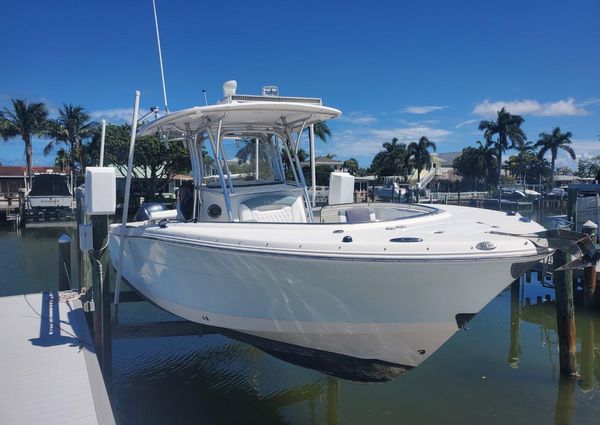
[
  {"xmin": 202, "ymin": 89, "xmax": 208, "ymax": 106},
  {"xmin": 152, "ymin": 0, "xmax": 169, "ymax": 114}
]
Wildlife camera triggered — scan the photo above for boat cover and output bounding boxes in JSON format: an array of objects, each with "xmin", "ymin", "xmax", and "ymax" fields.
[{"xmin": 29, "ymin": 174, "xmax": 71, "ymax": 196}]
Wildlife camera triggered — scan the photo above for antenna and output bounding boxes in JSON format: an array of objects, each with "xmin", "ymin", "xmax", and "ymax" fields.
[
  {"xmin": 202, "ymin": 89, "xmax": 208, "ymax": 106},
  {"xmin": 152, "ymin": 0, "xmax": 169, "ymax": 114}
]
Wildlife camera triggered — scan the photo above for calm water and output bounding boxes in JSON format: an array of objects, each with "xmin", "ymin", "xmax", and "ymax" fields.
[{"xmin": 1, "ymin": 209, "xmax": 599, "ymax": 425}]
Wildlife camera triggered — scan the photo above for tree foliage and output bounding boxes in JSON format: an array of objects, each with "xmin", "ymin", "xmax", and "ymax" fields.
[
  {"xmin": 86, "ymin": 123, "xmax": 191, "ymax": 198},
  {"xmin": 535, "ymin": 127, "xmax": 575, "ymax": 188},
  {"xmin": 369, "ymin": 138, "xmax": 411, "ymax": 180},
  {"xmin": 555, "ymin": 166, "xmax": 573, "ymax": 176},
  {"xmin": 505, "ymin": 152, "xmax": 550, "ymax": 184},
  {"xmin": 45, "ymin": 104, "xmax": 98, "ymax": 173},
  {"xmin": 479, "ymin": 107, "xmax": 527, "ymax": 185},
  {"xmin": 453, "ymin": 141, "xmax": 497, "ymax": 190},
  {"xmin": 312, "ymin": 122, "xmax": 331, "ymax": 143},
  {"xmin": 576, "ymin": 156, "xmax": 600, "ymax": 178},
  {"xmin": 0, "ymin": 99, "xmax": 50, "ymax": 178},
  {"xmin": 342, "ymin": 158, "xmax": 359, "ymax": 175},
  {"xmin": 407, "ymin": 136, "xmax": 437, "ymax": 182}
]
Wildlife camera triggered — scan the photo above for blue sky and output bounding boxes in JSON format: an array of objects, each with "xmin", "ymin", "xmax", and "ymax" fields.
[{"xmin": 1, "ymin": 0, "xmax": 599, "ymax": 170}]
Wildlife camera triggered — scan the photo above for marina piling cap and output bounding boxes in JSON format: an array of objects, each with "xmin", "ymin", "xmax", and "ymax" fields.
[{"xmin": 582, "ymin": 220, "xmax": 598, "ymax": 229}]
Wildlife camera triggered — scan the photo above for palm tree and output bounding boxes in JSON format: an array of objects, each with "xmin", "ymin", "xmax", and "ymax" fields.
[
  {"xmin": 516, "ymin": 141, "xmax": 535, "ymax": 156},
  {"xmin": 478, "ymin": 107, "xmax": 527, "ymax": 186},
  {"xmin": 381, "ymin": 138, "xmax": 409, "ymax": 178},
  {"xmin": 474, "ymin": 141, "xmax": 498, "ymax": 188},
  {"xmin": 512, "ymin": 141, "xmax": 536, "ymax": 183},
  {"xmin": 54, "ymin": 148, "xmax": 70, "ymax": 173},
  {"xmin": 0, "ymin": 99, "xmax": 49, "ymax": 179},
  {"xmin": 407, "ymin": 136, "xmax": 437, "ymax": 183},
  {"xmin": 343, "ymin": 158, "xmax": 359, "ymax": 175},
  {"xmin": 453, "ymin": 141, "xmax": 497, "ymax": 190},
  {"xmin": 45, "ymin": 104, "xmax": 97, "ymax": 173},
  {"xmin": 534, "ymin": 127, "xmax": 575, "ymax": 189},
  {"xmin": 313, "ymin": 122, "xmax": 331, "ymax": 143}
]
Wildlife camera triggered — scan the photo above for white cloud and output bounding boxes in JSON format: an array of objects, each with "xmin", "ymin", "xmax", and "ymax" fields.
[
  {"xmin": 473, "ymin": 98, "xmax": 589, "ymax": 117},
  {"xmin": 338, "ymin": 112, "xmax": 378, "ymax": 125},
  {"xmin": 399, "ymin": 119, "xmax": 440, "ymax": 126},
  {"xmin": 552, "ymin": 139, "xmax": 600, "ymax": 168},
  {"xmin": 401, "ymin": 105, "xmax": 448, "ymax": 114},
  {"xmin": 90, "ymin": 108, "xmax": 149, "ymax": 123},
  {"xmin": 323, "ymin": 126, "xmax": 452, "ymax": 158},
  {"xmin": 578, "ymin": 98, "xmax": 600, "ymax": 107},
  {"xmin": 370, "ymin": 127, "xmax": 452, "ymax": 141},
  {"xmin": 455, "ymin": 119, "xmax": 478, "ymax": 129}
]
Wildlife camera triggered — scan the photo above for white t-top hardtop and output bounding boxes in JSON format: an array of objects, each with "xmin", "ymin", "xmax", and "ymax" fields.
[
  {"xmin": 137, "ymin": 102, "xmax": 342, "ymax": 137},
  {"xmin": 114, "ymin": 205, "xmax": 548, "ymax": 260}
]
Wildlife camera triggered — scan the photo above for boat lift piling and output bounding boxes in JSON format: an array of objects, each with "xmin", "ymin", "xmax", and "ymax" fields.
[
  {"xmin": 58, "ymin": 233, "xmax": 72, "ymax": 291},
  {"xmin": 553, "ymin": 188, "xmax": 578, "ymax": 376},
  {"xmin": 581, "ymin": 220, "xmax": 597, "ymax": 308}
]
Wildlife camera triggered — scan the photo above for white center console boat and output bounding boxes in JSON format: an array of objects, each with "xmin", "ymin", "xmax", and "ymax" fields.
[{"xmin": 109, "ymin": 82, "xmax": 552, "ymax": 379}]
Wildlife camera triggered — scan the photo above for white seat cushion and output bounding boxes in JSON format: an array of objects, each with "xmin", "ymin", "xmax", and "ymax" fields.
[
  {"xmin": 238, "ymin": 195, "xmax": 307, "ymax": 223},
  {"xmin": 250, "ymin": 206, "xmax": 294, "ymax": 222}
]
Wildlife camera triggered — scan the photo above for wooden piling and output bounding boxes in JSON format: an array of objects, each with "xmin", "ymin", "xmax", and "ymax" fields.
[
  {"xmin": 551, "ymin": 189, "xmax": 579, "ymax": 376},
  {"xmin": 582, "ymin": 220, "xmax": 597, "ymax": 308},
  {"xmin": 553, "ymin": 251, "xmax": 577, "ymax": 375},
  {"xmin": 566, "ymin": 189, "xmax": 577, "ymax": 230},
  {"xmin": 554, "ymin": 250, "xmax": 577, "ymax": 375},
  {"xmin": 18, "ymin": 190, "xmax": 25, "ymax": 227},
  {"xmin": 57, "ymin": 234, "xmax": 72, "ymax": 291}
]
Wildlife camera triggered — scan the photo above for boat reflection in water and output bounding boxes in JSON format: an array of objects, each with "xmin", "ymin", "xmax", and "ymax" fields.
[
  {"xmin": 216, "ymin": 327, "xmax": 409, "ymax": 382},
  {"xmin": 111, "ymin": 328, "xmax": 347, "ymax": 424}
]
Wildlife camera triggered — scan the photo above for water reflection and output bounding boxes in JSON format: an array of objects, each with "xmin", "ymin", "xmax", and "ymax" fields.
[
  {"xmin": 555, "ymin": 375, "xmax": 576, "ymax": 425},
  {"xmin": 112, "ymin": 334, "xmax": 346, "ymax": 425},
  {"xmin": 514, "ymin": 272, "xmax": 600, "ymax": 424},
  {"xmin": 508, "ymin": 280, "xmax": 521, "ymax": 368}
]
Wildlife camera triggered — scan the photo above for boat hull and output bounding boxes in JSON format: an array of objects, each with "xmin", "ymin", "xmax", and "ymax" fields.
[
  {"xmin": 28, "ymin": 195, "xmax": 73, "ymax": 209},
  {"xmin": 109, "ymin": 232, "xmax": 541, "ymax": 368}
]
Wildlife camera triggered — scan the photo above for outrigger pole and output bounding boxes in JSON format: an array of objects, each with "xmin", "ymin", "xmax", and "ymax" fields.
[
  {"xmin": 99, "ymin": 119, "xmax": 107, "ymax": 167},
  {"xmin": 309, "ymin": 125, "xmax": 316, "ymax": 207},
  {"xmin": 152, "ymin": 0, "xmax": 169, "ymax": 114},
  {"xmin": 114, "ymin": 90, "xmax": 141, "ymax": 306}
]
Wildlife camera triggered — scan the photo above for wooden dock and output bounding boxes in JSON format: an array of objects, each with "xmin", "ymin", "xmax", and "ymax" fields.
[{"xmin": 0, "ymin": 291, "xmax": 115, "ymax": 425}]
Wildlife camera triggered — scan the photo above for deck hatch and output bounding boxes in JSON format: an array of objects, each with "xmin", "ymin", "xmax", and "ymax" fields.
[{"xmin": 389, "ymin": 237, "xmax": 423, "ymax": 243}]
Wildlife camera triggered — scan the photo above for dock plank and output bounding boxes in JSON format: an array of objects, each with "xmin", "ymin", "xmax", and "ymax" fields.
[{"xmin": 0, "ymin": 291, "xmax": 115, "ymax": 425}]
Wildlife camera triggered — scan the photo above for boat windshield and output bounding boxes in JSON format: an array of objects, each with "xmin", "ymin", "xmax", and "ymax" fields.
[
  {"xmin": 204, "ymin": 136, "xmax": 287, "ymax": 188},
  {"xmin": 29, "ymin": 174, "xmax": 71, "ymax": 196}
]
